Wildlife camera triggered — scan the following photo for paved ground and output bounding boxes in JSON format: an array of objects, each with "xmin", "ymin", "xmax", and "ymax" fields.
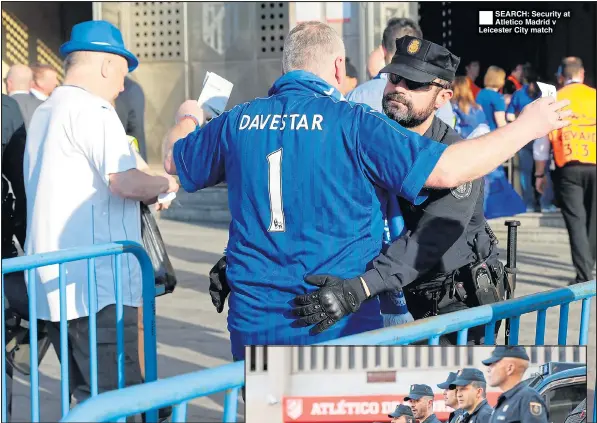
[{"xmin": 10, "ymin": 217, "xmax": 596, "ymax": 422}]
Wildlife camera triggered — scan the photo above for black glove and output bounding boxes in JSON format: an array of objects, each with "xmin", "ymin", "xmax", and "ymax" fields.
[
  {"xmin": 292, "ymin": 275, "xmax": 368, "ymax": 335},
  {"xmin": 209, "ymin": 256, "xmax": 230, "ymax": 313}
]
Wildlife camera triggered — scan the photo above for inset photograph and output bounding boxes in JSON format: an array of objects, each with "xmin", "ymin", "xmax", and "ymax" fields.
[{"xmin": 245, "ymin": 345, "xmax": 587, "ymax": 423}]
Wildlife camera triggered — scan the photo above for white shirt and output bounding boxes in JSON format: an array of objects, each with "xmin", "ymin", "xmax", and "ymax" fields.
[
  {"xmin": 24, "ymin": 85, "xmax": 142, "ymax": 321},
  {"xmin": 30, "ymin": 88, "xmax": 48, "ymax": 101}
]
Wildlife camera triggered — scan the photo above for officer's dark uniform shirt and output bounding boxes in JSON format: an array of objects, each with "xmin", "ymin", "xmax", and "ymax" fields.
[
  {"xmin": 464, "ymin": 399, "xmax": 493, "ymax": 422},
  {"xmin": 421, "ymin": 413, "xmax": 442, "ymax": 423},
  {"xmin": 363, "ymin": 115, "xmax": 492, "ymax": 291},
  {"xmin": 489, "ymin": 381, "xmax": 549, "ymax": 423},
  {"xmin": 449, "ymin": 409, "xmax": 465, "ymax": 423}
]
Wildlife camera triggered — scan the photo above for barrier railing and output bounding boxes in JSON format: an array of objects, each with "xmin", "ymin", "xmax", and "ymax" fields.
[
  {"xmin": 2, "ymin": 241, "xmax": 159, "ymax": 423},
  {"xmin": 60, "ymin": 280, "xmax": 595, "ymax": 423}
]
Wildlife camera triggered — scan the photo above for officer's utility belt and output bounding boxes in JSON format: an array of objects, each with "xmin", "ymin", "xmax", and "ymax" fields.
[
  {"xmin": 406, "ymin": 223, "xmax": 505, "ymax": 309},
  {"xmin": 407, "ymin": 257, "xmax": 505, "ymax": 309}
]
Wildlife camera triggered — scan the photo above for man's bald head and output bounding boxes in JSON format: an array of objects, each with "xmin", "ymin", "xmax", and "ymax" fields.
[
  {"xmin": 62, "ymin": 50, "xmax": 129, "ymax": 102},
  {"xmin": 6, "ymin": 64, "xmax": 33, "ymax": 93},
  {"xmin": 486, "ymin": 357, "xmax": 529, "ymax": 389},
  {"xmin": 509, "ymin": 357, "xmax": 530, "ymax": 374},
  {"xmin": 31, "ymin": 63, "xmax": 59, "ymax": 96},
  {"xmin": 64, "ymin": 51, "xmax": 103, "ymax": 73}
]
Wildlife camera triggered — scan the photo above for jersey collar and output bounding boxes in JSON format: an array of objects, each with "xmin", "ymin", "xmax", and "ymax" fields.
[{"xmin": 268, "ymin": 70, "xmax": 346, "ymax": 102}]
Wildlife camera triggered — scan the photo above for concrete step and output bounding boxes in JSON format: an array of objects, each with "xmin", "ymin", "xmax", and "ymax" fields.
[
  {"xmin": 487, "ymin": 212, "xmax": 569, "ymax": 244},
  {"xmin": 489, "ymin": 226, "xmax": 570, "ymax": 245},
  {"xmin": 487, "ymin": 211, "xmax": 566, "ymax": 229}
]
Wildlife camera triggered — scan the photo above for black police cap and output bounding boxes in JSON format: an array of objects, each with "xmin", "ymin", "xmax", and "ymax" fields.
[
  {"xmin": 404, "ymin": 384, "xmax": 434, "ymax": 401},
  {"xmin": 437, "ymin": 372, "xmax": 458, "ymax": 389},
  {"xmin": 450, "ymin": 368, "xmax": 487, "ymax": 388},
  {"xmin": 380, "ymin": 35, "xmax": 460, "ymax": 83},
  {"xmin": 388, "ymin": 404, "xmax": 414, "ymax": 418},
  {"xmin": 482, "ymin": 346, "xmax": 530, "ymax": 365}
]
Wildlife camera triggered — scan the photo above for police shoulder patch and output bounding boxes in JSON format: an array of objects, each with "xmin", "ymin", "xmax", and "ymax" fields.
[
  {"xmin": 451, "ymin": 182, "xmax": 473, "ymax": 199},
  {"xmin": 530, "ymin": 402, "xmax": 542, "ymax": 416}
]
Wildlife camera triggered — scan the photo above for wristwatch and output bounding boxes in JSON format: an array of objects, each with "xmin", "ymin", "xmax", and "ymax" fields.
[{"xmin": 535, "ymin": 174, "xmax": 545, "ymax": 178}]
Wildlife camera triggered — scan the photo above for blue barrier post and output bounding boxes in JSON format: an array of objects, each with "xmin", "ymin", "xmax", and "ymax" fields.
[
  {"xmin": 60, "ymin": 281, "xmax": 595, "ymax": 423},
  {"xmin": 88, "ymin": 259, "xmax": 98, "ymax": 397},
  {"xmin": 535, "ymin": 308, "xmax": 547, "ymax": 345},
  {"xmin": 27, "ymin": 268, "xmax": 40, "ymax": 421},
  {"xmin": 579, "ymin": 298, "xmax": 591, "ymax": 345},
  {"xmin": 59, "ymin": 264, "xmax": 69, "ymax": 417},
  {"xmin": 223, "ymin": 387, "xmax": 240, "ymax": 422},
  {"xmin": 558, "ymin": 302, "xmax": 570, "ymax": 344},
  {"xmin": 1, "ymin": 241, "xmax": 158, "ymax": 422}
]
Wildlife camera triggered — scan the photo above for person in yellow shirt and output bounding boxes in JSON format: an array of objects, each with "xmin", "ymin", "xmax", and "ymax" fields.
[{"xmin": 535, "ymin": 57, "xmax": 596, "ymax": 285}]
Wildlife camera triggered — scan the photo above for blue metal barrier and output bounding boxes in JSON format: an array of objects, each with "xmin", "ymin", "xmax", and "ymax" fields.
[
  {"xmin": 2, "ymin": 241, "xmax": 159, "ymax": 423},
  {"xmin": 60, "ymin": 280, "xmax": 595, "ymax": 423},
  {"xmin": 323, "ymin": 280, "xmax": 595, "ymax": 346},
  {"xmin": 61, "ymin": 361, "xmax": 244, "ymax": 422}
]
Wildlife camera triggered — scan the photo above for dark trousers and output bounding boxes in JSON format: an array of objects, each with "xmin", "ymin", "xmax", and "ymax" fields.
[
  {"xmin": 553, "ymin": 164, "xmax": 596, "ymax": 284},
  {"xmin": 46, "ymin": 305, "xmax": 143, "ymax": 419}
]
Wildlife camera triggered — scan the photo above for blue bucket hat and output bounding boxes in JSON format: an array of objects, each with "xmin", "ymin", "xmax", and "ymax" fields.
[{"xmin": 60, "ymin": 20, "xmax": 138, "ymax": 72}]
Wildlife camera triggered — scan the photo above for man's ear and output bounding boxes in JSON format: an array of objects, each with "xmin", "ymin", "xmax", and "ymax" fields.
[
  {"xmin": 100, "ymin": 58, "xmax": 111, "ymax": 79},
  {"xmin": 334, "ymin": 56, "xmax": 345, "ymax": 88},
  {"xmin": 436, "ymin": 88, "xmax": 453, "ymax": 109},
  {"xmin": 506, "ymin": 362, "xmax": 515, "ymax": 376}
]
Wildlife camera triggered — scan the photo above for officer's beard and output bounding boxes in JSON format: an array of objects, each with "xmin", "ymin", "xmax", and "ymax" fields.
[{"xmin": 382, "ymin": 92, "xmax": 438, "ymax": 128}]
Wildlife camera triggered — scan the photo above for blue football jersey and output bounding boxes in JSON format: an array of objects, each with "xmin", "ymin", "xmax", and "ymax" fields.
[{"xmin": 173, "ymin": 70, "xmax": 447, "ymax": 359}]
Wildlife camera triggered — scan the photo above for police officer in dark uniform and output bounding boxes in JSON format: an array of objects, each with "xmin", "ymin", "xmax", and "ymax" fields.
[
  {"xmin": 405, "ymin": 384, "xmax": 442, "ymax": 423},
  {"xmin": 290, "ymin": 36, "xmax": 506, "ymax": 344},
  {"xmin": 388, "ymin": 404, "xmax": 416, "ymax": 423},
  {"xmin": 438, "ymin": 371, "xmax": 464, "ymax": 423},
  {"xmin": 450, "ymin": 368, "xmax": 493, "ymax": 422},
  {"xmin": 483, "ymin": 346, "xmax": 549, "ymax": 423}
]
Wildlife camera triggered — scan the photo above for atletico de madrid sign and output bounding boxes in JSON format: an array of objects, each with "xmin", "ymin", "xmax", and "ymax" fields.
[{"xmin": 282, "ymin": 393, "xmax": 500, "ymax": 422}]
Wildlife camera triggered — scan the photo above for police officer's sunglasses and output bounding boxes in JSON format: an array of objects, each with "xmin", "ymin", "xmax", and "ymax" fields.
[{"xmin": 389, "ymin": 73, "xmax": 447, "ymax": 90}]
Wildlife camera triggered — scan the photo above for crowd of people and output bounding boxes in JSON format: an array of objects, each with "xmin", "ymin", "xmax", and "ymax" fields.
[
  {"xmin": 384, "ymin": 347, "xmax": 547, "ymax": 423},
  {"xmin": 0, "ymin": 14, "xmax": 593, "ymax": 423}
]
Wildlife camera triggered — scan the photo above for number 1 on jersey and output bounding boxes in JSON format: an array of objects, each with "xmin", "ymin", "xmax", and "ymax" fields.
[{"xmin": 267, "ymin": 148, "xmax": 285, "ymax": 232}]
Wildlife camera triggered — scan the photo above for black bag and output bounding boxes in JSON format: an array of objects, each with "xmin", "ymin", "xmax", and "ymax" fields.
[
  {"xmin": 3, "ymin": 133, "xmax": 51, "ymax": 377},
  {"xmin": 140, "ymin": 203, "xmax": 177, "ymax": 295}
]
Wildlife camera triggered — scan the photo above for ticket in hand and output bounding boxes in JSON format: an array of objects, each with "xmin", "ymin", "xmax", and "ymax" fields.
[
  {"xmin": 537, "ymin": 82, "xmax": 557, "ymax": 98},
  {"xmin": 158, "ymin": 192, "xmax": 177, "ymax": 203},
  {"xmin": 197, "ymin": 71, "xmax": 234, "ymax": 117}
]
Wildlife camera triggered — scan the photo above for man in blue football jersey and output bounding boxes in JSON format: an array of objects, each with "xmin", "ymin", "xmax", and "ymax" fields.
[{"xmin": 163, "ymin": 21, "xmax": 570, "ymax": 360}]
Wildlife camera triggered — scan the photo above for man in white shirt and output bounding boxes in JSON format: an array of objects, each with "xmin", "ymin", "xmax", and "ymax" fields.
[
  {"xmin": 23, "ymin": 20, "xmax": 178, "ymax": 408},
  {"xmin": 30, "ymin": 63, "xmax": 60, "ymax": 101}
]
